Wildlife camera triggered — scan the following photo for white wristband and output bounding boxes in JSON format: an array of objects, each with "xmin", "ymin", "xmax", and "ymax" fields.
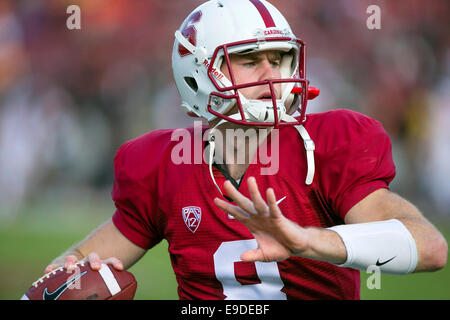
[{"xmin": 328, "ymin": 219, "xmax": 418, "ymax": 275}]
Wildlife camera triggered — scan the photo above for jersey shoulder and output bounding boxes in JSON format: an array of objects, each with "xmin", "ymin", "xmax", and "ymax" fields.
[
  {"xmin": 305, "ymin": 108, "xmax": 389, "ymax": 152},
  {"xmin": 115, "ymin": 129, "xmax": 175, "ymax": 169},
  {"xmin": 113, "ymin": 127, "xmax": 199, "ymax": 183}
]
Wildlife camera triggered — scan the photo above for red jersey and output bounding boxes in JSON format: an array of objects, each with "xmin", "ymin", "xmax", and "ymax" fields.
[{"xmin": 112, "ymin": 109, "xmax": 396, "ymax": 300}]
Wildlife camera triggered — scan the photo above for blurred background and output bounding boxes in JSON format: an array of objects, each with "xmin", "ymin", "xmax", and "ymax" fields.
[{"xmin": 0, "ymin": 0, "xmax": 449, "ymax": 299}]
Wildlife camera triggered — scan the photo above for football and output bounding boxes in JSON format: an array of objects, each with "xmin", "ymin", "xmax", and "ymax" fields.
[{"xmin": 21, "ymin": 262, "xmax": 137, "ymax": 300}]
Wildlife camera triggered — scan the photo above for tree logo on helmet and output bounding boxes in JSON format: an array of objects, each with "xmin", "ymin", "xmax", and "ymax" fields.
[{"xmin": 178, "ymin": 11, "xmax": 202, "ymax": 57}]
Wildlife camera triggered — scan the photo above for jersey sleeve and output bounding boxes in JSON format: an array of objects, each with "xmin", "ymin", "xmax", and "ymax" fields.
[
  {"xmin": 317, "ymin": 111, "xmax": 396, "ymax": 219},
  {"xmin": 111, "ymin": 140, "xmax": 164, "ymax": 250}
]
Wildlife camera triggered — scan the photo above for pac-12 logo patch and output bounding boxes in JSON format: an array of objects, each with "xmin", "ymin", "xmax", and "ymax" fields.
[{"xmin": 182, "ymin": 206, "xmax": 202, "ymax": 233}]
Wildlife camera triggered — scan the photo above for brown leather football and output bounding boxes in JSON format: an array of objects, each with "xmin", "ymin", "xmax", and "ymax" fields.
[{"xmin": 21, "ymin": 262, "xmax": 137, "ymax": 300}]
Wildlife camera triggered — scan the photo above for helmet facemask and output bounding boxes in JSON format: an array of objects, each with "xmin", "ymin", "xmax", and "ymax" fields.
[{"xmin": 206, "ymin": 37, "xmax": 309, "ymax": 127}]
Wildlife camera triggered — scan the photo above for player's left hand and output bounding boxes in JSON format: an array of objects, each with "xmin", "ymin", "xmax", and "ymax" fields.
[{"xmin": 214, "ymin": 177, "xmax": 309, "ymax": 262}]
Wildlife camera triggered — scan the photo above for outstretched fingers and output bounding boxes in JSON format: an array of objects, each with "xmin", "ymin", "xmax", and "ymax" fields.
[
  {"xmin": 222, "ymin": 180, "xmax": 256, "ymax": 214},
  {"xmin": 213, "ymin": 197, "xmax": 249, "ymax": 221},
  {"xmin": 215, "ymin": 178, "xmax": 283, "ymax": 221},
  {"xmin": 266, "ymin": 187, "xmax": 282, "ymax": 219},
  {"xmin": 247, "ymin": 177, "xmax": 269, "ymax": 214}
]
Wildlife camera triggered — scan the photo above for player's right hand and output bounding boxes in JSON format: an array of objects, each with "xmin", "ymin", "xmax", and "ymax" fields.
[{"xmin": 44, "ymin": 252, "xmax": 124, "ymax": 274}]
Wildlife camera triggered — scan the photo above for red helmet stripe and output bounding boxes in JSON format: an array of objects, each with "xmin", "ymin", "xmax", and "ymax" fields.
[{"xmin": 249, "ymin": 0, "xmax": 276, "ymax": 28}]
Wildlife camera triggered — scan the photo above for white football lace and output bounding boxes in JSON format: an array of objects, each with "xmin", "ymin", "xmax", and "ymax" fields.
[{"xmin": 32, "ymin": 261, "xmax": 86, "ymax": 288}]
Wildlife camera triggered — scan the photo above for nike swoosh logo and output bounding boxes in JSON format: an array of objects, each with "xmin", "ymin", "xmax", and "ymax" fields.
[
  {"xmin": 376, "ymin": 256, "xmax": 396, "ymax": 266},
  {"xmin": 276, "ymin": 196, "xmax": 287, "ymax": 205},
  {"xmin": 43, "ymin": 270, "xmax": 88, "ymax": 300}
]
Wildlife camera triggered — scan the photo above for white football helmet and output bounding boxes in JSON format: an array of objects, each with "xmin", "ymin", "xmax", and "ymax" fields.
[{"xmin": 172, "ymin": 0, "xmax": 318, "ymax": 127}]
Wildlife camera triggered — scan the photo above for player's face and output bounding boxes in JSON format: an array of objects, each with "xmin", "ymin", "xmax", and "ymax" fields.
[{"xmin": 220, "ymin": 50, "xmax": 282, "ymax": 100}]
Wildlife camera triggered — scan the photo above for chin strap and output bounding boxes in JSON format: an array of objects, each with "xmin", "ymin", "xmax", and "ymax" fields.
[
  {"xmin": 294, "ymin": 125, "xmax": 315, "ymax": 185},
  {"xmin": 206, "ymin": 116, "xmax": 237, "ymax": 197},
  {"xmin": 206, "ymin": 123, "xmax": 222, "ymax": 196},
  {"xmin": 206, "ymin": 113, "xmax": 315, "ymax": 198}
]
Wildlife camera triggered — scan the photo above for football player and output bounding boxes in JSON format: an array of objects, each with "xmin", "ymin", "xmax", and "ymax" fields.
[{"xmin": 46, "ymin": 0, "xmax": 447, "ymax": 299}]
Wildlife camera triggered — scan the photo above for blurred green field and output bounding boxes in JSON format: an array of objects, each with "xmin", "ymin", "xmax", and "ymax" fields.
[{"xmin": 1, "ymin": 199, "xmax": 449, "ymax": 300}]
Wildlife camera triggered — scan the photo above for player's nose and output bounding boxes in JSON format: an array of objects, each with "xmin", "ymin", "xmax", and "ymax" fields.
[
  {"xmin": 259, "ymin": 59, "xmax": 281, "ymax": 98},
  {"xmin": 259, "ymin": 59, "xmax": 276, "ymax": 80}
]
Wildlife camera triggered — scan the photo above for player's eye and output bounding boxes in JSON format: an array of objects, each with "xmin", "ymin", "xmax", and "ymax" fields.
[{"xmin": 270, "ymin": 60, "xmax": 281, "ymax": 67}]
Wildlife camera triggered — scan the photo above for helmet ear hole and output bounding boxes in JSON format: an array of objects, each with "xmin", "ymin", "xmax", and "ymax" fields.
[{"xmin": 184, "ymin": 77, "xmax": 198, "ymax": 93}]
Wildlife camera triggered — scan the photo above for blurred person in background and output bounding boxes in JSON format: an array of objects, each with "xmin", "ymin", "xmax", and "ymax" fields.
[
  {"xmin": 0, "ymin": 1, "xmax": 83, "ymax": 219},
  {"xmin": 2, "ymin": 1, "xmax": 448, "ymax": 220},
  {"xmin": 0, "ymin": 0, "xmax": 31, "ymax": 218},
  {"xmin": 424, "ymin": 56, "xmax": 450, "ymax": 216}
]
